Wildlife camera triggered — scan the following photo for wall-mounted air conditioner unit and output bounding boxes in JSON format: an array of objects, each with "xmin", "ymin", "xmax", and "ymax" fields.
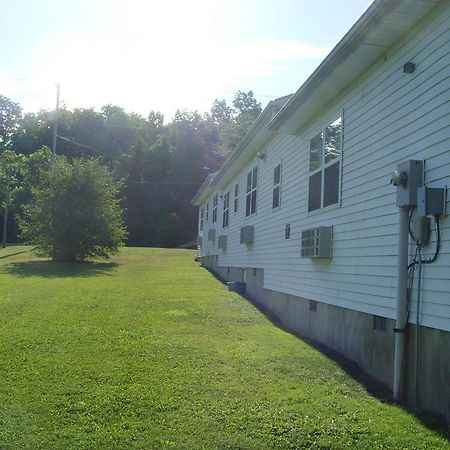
[
  {"xmin": 240, "ymin": 225, "xmax": 254, "ymax": 245},
  {"xmin": 218, "ymin": 235, "xmax": 227, "ymax": 250},
  {"xmin": 208, "ymin": 229, "xmax": 216, "ymax": 242},
  {"xmin": 301, "ymin": 226, "xmax": 332, "ymax": 259}
]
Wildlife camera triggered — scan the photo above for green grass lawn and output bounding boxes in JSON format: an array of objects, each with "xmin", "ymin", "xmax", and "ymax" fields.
[{"xmin": 0, "ymin": 246, "xmax": 449, "ymax": 449}]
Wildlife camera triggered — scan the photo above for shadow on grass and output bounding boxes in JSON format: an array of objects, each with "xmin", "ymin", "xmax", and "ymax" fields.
[
  {"xmin": 201, "ymin": 264, "xmax": 450, "ymax": 439},
  {"xmin": 1, "ymin": 260, "xmax": 119, "ymax": 278},
  {"xmin": 0, "ymin": 248, "xmax": 35, "ymax": 259}
]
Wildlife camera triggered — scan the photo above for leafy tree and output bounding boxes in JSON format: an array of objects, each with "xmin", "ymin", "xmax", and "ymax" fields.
[
  {"xmin": 232, "ymin": 90, "xmax": 262, "ymax": 117},
  {"xmin": 4, "ymin": 90, "xmax": 259, "ymax": 247},
  {"xmin": 217, "ymin": 91, "xmax": 262, "ymax": 156},
  {"xmin": 20, "ymin": 157, "xmax": 127, "ymax": 261},
  {"xmin": 205, "ymin": 99, "xmax": 233, "ymax": 128},
  {"xmin": 0, "ymin": 150, "xmax": 26, "ymax": 246},
  {"xmin": 0, "ymin": 95, "xmax": 22, "ymax": 150}
]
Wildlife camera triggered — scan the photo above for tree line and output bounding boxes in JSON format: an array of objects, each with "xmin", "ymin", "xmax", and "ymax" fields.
[{"xmin": 0, "ymin": 92, "xmax": 262, "ymax": 247}]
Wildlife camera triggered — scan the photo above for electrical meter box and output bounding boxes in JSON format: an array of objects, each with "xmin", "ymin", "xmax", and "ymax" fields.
[{"xmin": 395, "ymin": 160, "xmax": 423, "ymax": 207}]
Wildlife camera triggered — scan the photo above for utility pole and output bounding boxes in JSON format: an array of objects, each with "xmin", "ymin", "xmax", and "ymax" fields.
[
  {"xmin": 2, "ymin": 172, "xmax": 10, "ymax": 248},
  {"xmin": 51, "ymin": 82, "xmax": 60, "ymax": 172}
]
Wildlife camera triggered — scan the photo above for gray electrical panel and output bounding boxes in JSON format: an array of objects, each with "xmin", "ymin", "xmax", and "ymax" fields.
[
  {"xmin": 301, "ymin": 226, "xmax": 332, "ymax": 259},
  {"xmin": 240, "ymin": 225, "xmax": 254, "ymax": 245},
  {"xmin": 417, "ymin": 186, "xmax": 445, "ymax": 217},
  {"xmin": 393, "ymin": 160, "xmax": 423, "ymax": 207},
  {"xmin": 208, "ymin": 229, "xmax": 216, "ymax": 242},
  {"xmin": 412, "ymin": 215, "xmax": 430, "ymax": 246},
  {"xmin": 218, "ymin": 235, "xmax": 227, "ymax": 250}
]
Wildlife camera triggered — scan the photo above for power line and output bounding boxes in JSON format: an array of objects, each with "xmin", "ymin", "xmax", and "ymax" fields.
[
  {"xmin": 57, "ymin": 135, "xmax": 113, "ymax": 159},
  {"xmin": 57, "ymin": 135, "xmax": 201, "ymax": 187}
]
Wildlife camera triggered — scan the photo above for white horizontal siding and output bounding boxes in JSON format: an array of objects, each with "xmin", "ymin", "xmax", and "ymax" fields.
[{"xmin": 199, "ymin": 4, "xmax": 450, "ymax": 332}]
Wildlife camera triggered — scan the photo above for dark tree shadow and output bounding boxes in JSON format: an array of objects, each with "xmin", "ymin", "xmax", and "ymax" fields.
[
  {"xmin": 0, "ymin": 249, "xmax": 34, "ymax": 259},
  {"xmin": 1, "ymin": 260, "xmax": 119, "ymax": 278}
]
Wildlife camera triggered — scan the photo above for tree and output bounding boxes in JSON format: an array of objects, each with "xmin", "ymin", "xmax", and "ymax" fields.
[
  {"xmin": 0, "ymin": 95, "xmax": 22, "ymax": 150},
  {"xmin": 0, "ymin": 150, "xmax": 26, "ymax": 247},
  {"xmin": 217, "ymin": 91, "xmax": 262, "ymax": 156},
  {"xmin": 20, "ymin": 157, "xmax": 127, "ymax": 261}
]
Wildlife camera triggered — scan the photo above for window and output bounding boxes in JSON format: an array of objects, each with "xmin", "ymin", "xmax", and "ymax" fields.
[
  {"xmin": 308, "ymin": 116, "xmax": 342, "ymax": 212},
  {"xmin": 245, "ymin": 167, "xmax": 258, "ymax": 216},
  {"xmin": 212, "ymin": 193, "xmax": 218, "ymax": 223},
  {"xmin": 200, "ymin": 207, "xmax": 204, "ymax": 231},
  {"xmin": 273, "ymin": 164, "xmax": 281, "ymax": 209},
  {"xmin": 222, "ymin": 192, "xmax": 230, "ymax": 228},
  {"xmin": 310, "ymin": 300, "xmax": 317, "ymax": 312},
  {"xmin": 206, "ymin": 202, "xmax": 209, "ymax": 221},
  {"xmin": 285, "ymin": 224, "xmax": 291, "ymax": 239},
  {"xmin": 234, "ymin": 184, "xmax": 239, "ymax": 213}
]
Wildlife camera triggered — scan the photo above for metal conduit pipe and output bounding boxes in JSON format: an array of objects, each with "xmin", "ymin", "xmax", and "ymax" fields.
[{"xmin": 393, "ymin": 205, "xmax": 410, "ymax": 401}]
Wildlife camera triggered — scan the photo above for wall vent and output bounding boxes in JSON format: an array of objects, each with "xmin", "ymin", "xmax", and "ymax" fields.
[
  {"xmin": 240, "ymin": 225, "xmax": 254, "ymax": 244},
  {"xmin": 208, "ymin": 229, "xmax": 216, "ymax": 242},
  {"xmin": 373, "ymin": 315, "xmax": 387, "ymax": 332},
  {"xmin": 301, "ymin": 226, "xmax": 332, "ymax": 259},
  {"xmin": 218, "ymin": 235, "xmax": 227, "ymax": 250}
]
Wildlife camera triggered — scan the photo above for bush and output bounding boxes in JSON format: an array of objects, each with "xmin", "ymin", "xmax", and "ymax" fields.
[{"xmin": 20, "ymin": 157, "xmax": 127, "ymax": 261}]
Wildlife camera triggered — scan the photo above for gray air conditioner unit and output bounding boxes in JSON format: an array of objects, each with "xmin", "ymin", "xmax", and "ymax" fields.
[
  {"xmin": 240, "ymin": 225, "xmax": 254, "ymax": 245},
  {"xmin": 301, "ymin": 226, "xmax": 332, "ymax": 259},
  {"xmin": 208, "ymin": 229, "xmax": 216, "ymax": 242},
  {"xmin": 218, "ymin": 235, "xmax": 227, "ymax": 250}
]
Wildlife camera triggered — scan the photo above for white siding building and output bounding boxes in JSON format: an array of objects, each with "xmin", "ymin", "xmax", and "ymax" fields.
[{"xmin": 192, "ymin": 0, "xmax": 450, "ymax": 421}]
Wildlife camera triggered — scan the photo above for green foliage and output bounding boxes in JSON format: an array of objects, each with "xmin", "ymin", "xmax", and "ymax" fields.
[
  {"xmin": 216, "ymin": 90, "xmax": 262, "ymax": 156},
  {"xmin": 0, "ymin": 150, "xmax": 26, "ymax": 208},
  {"xmin": 20, "ymin": 157, "xmax": 127, "ymax": 261},
  {"xmin": 2, "ymin": 90, "xmax": 261, "ymax": 246},
  {"xmin": 0, "ymin": 95, "xmax": 22, "ymax": 149},
  {"xmin": 0, "ymin": 247, "xmax": 448, "ymax": 448}
]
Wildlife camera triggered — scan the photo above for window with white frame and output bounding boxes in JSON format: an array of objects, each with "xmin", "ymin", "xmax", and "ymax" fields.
[
  {"xmin": 222, "ymin": 192, "xmax": 230, "ymax": 228},
  {"xmin": 212, "ymin": 193, "xmax": 218, "ymax": 222},
  {"xmin": 308, "ymin": 116, "xmax": 342, "ymax": 212},
  {"xmin": 246, "ymin": 167, "xmax": 258, "ymax": 216},
  {"xmin": 233, "ymin": 184, "xmax": 239, "ymax": 213},
  {"xmin": 200, "ymin": 207, "xmax": 204, "ymax": 231},
  {"xmin": 272, "ymin": 163, "xmax": 281, "ymax": 209},
  {"xmin": 206, "ymin": 202, "xmax": 209, "ymax": 221}
]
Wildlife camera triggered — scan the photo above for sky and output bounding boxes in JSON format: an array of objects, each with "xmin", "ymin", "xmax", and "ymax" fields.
[{"xmin": 0, "ymin": 0, "xmax": 372, "ymax": 122}]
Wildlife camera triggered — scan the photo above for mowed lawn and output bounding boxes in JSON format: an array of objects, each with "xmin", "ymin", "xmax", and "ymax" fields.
[{"xmin": 0, "ymin": 247, "xmax": 448, "ymax": 449}]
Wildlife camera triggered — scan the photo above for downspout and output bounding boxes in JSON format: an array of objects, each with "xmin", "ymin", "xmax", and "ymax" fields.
[{"xmin": 393, "ymin": 205, "xmax": 410, "ymax": 400}]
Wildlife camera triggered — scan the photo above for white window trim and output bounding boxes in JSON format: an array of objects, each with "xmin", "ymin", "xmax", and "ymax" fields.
[
  {"xmin": 307, "ymin": 112, "xmax": 343, "ymax": 214},
  {"xmin": 222, "ymin": 191, "xmax": 230, "ymax": 228},
  {"xmin": 245, "ymin": 166, "xmax": 258, "ymax": 217},
  {"xmin": 272, "ymin": 161, "xmax": 282, "ymax": 210},
  {"xmin": 199, "ymin": 207, "xmax": 204, "ymax": 232},
  {"xmin": 212, "ymin": 193, "xmax": 218, "ymax": 223},
  {"xmin": 233, "ymin": 183, "xmax": 239, "ymax": 214}
]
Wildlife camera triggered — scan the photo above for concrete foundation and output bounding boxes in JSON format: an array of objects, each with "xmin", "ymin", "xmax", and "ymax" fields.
[{"xmin": 202, "ymin": 258, "xmax": 450, "ymax": 425}]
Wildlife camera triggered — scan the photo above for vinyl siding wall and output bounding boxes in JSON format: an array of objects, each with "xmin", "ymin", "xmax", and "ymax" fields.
[{"xmin": 199, "ymin": 4, "xmax": 450, "ymax": 332}]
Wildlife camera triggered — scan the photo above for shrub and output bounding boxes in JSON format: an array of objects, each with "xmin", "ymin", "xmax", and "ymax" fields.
[{"xmin": 20, "ymin": 157, "xmax": 127, "ymax": 261}]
